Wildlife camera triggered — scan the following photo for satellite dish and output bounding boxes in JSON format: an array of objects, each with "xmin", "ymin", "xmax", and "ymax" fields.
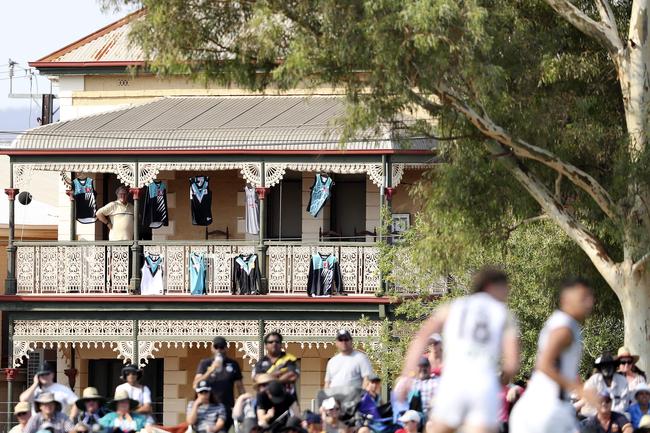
[{"xmin": 17, "ymin": 191, "xmax": 32, "ymax": 206}]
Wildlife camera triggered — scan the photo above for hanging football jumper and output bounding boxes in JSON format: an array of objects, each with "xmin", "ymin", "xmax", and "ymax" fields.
[
  {"xmin": 190, "ymin": 176, "xmax": 212, "ymax": 226},
  {"xmin": 245, "ymin": 185, "xmax": 260, "ymax": 235},
  {"xmin": 189, "ymin": 251, "xmax": 207, "ymax": 295},
  {"xmin": 142, "ymin": 180, "xmax": 169, "ymax": 229},
  {"xmin": 72, "ymin": 177, "xmax": 97, "ymax": 224},
  {"xmin": 307, "ymin": 174, "xmax": 334, "ymax": 217},
  {"xmin": 141, "ymin": 253, "xmax": 164, "ymax": 295},
  {"xmin": 232, "ymin": 254, "xmax": 262, "ymax": 295},
  {"xmin": 307, "ymin": 252, "xmax": 344, "ymax": 297}
]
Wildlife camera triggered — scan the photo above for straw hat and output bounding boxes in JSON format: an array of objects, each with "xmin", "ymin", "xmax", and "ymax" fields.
[
  {"xmin": 34, "ymin": 392, "xmax": 61, "ymax": 413},
  {"xmin": 107, "ymin": 390, "xmax": 139, "ymax": 411},
  {"xmin": 75, "ymin": 387, "xmax": 107, "ymax": 410},
  {"xmin": 617, "ymin": 347, "xmax": 640, "ymax": 363},
  {"xmin": 13, "ymin": 402, "xmax": 30, "ymax": 415}
]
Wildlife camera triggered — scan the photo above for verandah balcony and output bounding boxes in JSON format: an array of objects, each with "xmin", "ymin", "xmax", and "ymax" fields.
[{"xmin": 13, "ymin": 240, "xmax": 381, "ymax": 295}]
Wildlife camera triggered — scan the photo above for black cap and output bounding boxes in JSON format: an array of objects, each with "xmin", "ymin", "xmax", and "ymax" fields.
[
  {"xmin": 213, "ymin": 336, "xmax": 227, "ymax": 349},
  {"xmin": 368, "ymin": 373, "xmax": 381, "ymax": 382},
  {"xmin": 36, "ymin": 361, "xmax": 55, "ymax": 376},
  {"xmin": 336, "ymin": 329, "xmax": 352, "ymax": 341},
  {"xmin": 267, "ymin": 380, "xmax": 286, "ymax": 404},
  {"xmin": 594, "ymin": 353, "xmax": 618, "ymax": 367},
  {"xmin": 120, "ymin": 364, "xmax": 142, "ymax": 380}
]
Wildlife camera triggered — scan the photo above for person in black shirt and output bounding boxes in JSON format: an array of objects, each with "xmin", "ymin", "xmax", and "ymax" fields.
[
  {"xmin": 256, "ymin": 381, "xmax": 299, "ymax": 432},
  {"xmin": 194, "ymin": 336, "xmax": 245, "ymax": 428},
  {"xmin": 580, "ymin": 391, "xmax": 632, "ymax": 433},
  {"xmin": 253, "ymin": 333, "xmax": 300, "ymax": 387}
]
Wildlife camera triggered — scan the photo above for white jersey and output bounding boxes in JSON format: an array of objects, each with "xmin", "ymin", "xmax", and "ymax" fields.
[
  {"xmin": 442, "ymin": 292, "xmax": 510, "ymax": 377},
  {"xmin": 526, "ymin": 310, "xmax": 582, "ymax": 400}
]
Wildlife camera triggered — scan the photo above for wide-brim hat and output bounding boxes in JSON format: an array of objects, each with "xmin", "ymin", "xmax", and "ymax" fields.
[
  {"xmin": 14, "ymin": 401, "xmax": 30, "ymax": 415},
  {"xmin": 617, "ymin": 347, "xmax": 640, "ymax": 363},
  {"xmin": 120, "ymin": 364, "xmax": 143, "ymax": 380},
  {"xmin": 36, "ymin": 361, "xmax": 55, "ymax": 377},
  {"xmin": 34, "ymin": 392, "xmax": 62, "ymax": 413},
  {"xmin": 635, "ymin": 384, "xmax": 650, "ymax": 399},
  {"xmin": 75, "ymin": 387, "xmax": 107, "ymax": 410},
  {"xmin": 107, "ymin": 390, "xmax": 139, "ymax": 411}
]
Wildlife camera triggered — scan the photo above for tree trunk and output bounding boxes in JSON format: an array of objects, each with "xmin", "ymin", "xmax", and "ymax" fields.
[{"xmin": 617, "ymin": 269, "xmax": 650, "ymax": 372}]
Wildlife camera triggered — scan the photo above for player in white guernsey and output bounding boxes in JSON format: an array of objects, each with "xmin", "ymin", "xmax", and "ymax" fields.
[
  {"xmin": 510, "ymin": 277, "xmax": 598, "ymax": 433},
  {"xmin": 398, "ymin": 267, "xmax": 520, "ymax": 433}
]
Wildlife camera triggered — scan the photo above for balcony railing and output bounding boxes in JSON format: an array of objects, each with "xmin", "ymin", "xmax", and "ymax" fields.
[{"xmin": 13, "ymin": 240, "xmax": 381, "ymax": 296}]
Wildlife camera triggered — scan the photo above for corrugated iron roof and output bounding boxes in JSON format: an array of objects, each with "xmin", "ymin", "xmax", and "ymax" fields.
[
  {"xmin": 11, "ymin": 96, "xmax": 436, "ymax": 152},
  {"xmin": 32, "ymin": 9, "xmax": 145, "ymax": 65}
]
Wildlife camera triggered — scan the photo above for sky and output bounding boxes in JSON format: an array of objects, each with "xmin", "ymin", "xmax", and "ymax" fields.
[{"xmin": 0, "ymin": 1, "xmax": 135, "ymax": 134}]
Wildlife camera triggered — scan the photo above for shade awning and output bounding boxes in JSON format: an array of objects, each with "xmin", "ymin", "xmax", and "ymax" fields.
[{"xmin": 10, "ymin": 96, "xmax": 435, "ymax": 153}]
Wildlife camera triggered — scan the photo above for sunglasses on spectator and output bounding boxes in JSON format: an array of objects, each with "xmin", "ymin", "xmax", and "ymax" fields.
[
  {"xmin": 16, "ymin": 412, "xmax": 28, "ymax": 417},
  {"xmin": 265, "ymin": 340, "xmax": 281, "ymax": 345},
  {"xmin": 337, "ymin": 337, "xmax": 351, "ymax": 342},
  {"xmin": 619, "ymin": 359, "xmax": 634, "ymax": 365}
]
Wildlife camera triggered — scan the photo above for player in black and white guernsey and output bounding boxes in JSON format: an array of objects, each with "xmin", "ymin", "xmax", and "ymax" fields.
[
  {"xmin": 398, "ymin": 266, "xmax": 520, "ymax": 433},
  {"xmin": 510, "ymin": 278, "xmax": 598, "ymax": 433}
]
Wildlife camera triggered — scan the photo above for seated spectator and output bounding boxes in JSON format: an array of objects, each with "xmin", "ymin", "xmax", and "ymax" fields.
[
  {"xmin": 580, "ymin": 391, "xmax": 632, "ymax": 433},
  {"xmin": 629, "ymin": 384, "xmax": 650, "ymax": 429},
  {"xmin": 578, "ymin": 353, "xmax": 630, "ymax": 416},
  {"xmin": 72, "ymin": 423, "xmax": 90, "ymax": 433},
  {"xmin": 426, "ymin": 334, "xmax": 443, "ymax": 377},
  {"xmin": 618, "ymin": 348, "xmax": 647, "ymax": 399},
  {"xmin": 99, "ymin": 390, "xmax": 151, "ymax": 433},
  {"xmin": 324, "ymin": 330, "xmax": 374, "ymax": 390},
  {"xmin": 279, "ymin": 417, "xmax": 307, "ymax": 433},
  {"xmin": 9, "ymin": 402, "xmax": 32, "ymax": 433},
  {"xmin": 257, "ymin": 381, "xmax": 299, "ymax": 432},
  {"xmin": 20, "ymin": 362, "xmax": 78, "ymax": 417},
  {"xmin": 410, "ymin": 358, "xmax": 438, "ymax": 418},
  {"xmin": 23, "ymin": 393, "xmax": 74, "ymax": 433},
  {"xmin": 395, "ymin": 411, "xmax": 420, "ymax": 433},
  {"xmin": 115, "ymin": 364, "xmax": 153, "ymax": 414},
  {"xmin": 234, "ymin": 374, "xmax": 273, "ymax": 433},
  {"xmin": 186, "ymin": 381, "xmax": 227, "ymax": 433},
  {"xmin": 74, "ymin": 387, "xmax": 107, "ymax": 427},
  {"xmin": 303, "ymin": 412, "xmax": 322, "ymax": 433},
  {"xmin": 320, "ymin": 398, "xmax": 347, "ymax": 433}
]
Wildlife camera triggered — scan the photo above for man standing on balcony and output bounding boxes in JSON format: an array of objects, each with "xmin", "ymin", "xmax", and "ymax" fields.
[
  {"xmin": 96, "ymin": 185, "xmax": 134, "ymax": 241},
  {"xmin": 20, "ymin": 361, "xmax": 78, "ymax": 418},
  {"xmin": 194, "ymin": 336, "xmax": 245, "ymax": 429},
  {"xmin": 324, "ymin": 329, "xmax": 374, "ymax": 390}
]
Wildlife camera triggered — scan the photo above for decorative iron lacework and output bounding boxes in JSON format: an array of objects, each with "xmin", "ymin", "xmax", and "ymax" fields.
[
  {"xmin": 264, "ymin": 320, "xmax": 383, "ymax": 348},
  {"xmin": 13, "ymin": 163, "xmax": 136, "ymax": 188},
  {"xmin": 137, "ymin": 163, "xmax": 262, "ymax": 187}
]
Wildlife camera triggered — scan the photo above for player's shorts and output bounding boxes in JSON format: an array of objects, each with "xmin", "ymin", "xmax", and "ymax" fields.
[
  {"xmin": 509, "ymin": 392, "xmax": 577, "ymax": 433},
  {"xmin": 430, "ymin": 374, "xmax": 500, "ymax": 429}
]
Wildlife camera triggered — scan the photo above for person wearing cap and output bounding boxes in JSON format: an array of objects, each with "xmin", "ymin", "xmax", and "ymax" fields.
[
  {"xmin": 20, "ymin": 361, "xmax": 78, "ymax": 418},
  {"xmin": 186, "ymin": 380, "xmax": 228, "ymax": 433},
  {"xmin": 324, "ymin": 329, "xmax": 374, "ymax": 389},
  {"xmin": 578, "ymin": 353, "xmax": 630, "ymax": 417},
  {"xmin": 580, "ymin": 390, "xmax": 632, "ymax": 433},
  {"xmin": 395, "ymin": 410, "xmax": 421, "ymax": 433},
  {"xmin": 114, "ymin": 364, "xmax": 152, "ymax": 414},
  {"xmin": 638, "ymin": 414, "xmax": 650, "ymax": 433},
  {"xmin": 256, "ymin": 380, "xmax": 299, "ymax": 431},
  {"xmin": 427, "ymin": 334, "xmax": 443, "ymax": 377},
  {"xmin": 194, "ymin": 336, "xmax": 245, "ymax": 421},
  {"xmin": 71, "ymin": 423, "xmax": 90, "ymax": 433},
  {"xmin": 410, "ymin": 357, "xmax": 439, "ymax": 419},
  {"xmin": 73, "ymin": 387, "xmax": 107, "ymax": 427},
  {"xmin": 253, "ymin": 332, "xmax": 300, "ymax": 389},
  {"xmin": 302, "ymin": 411, "xmax": 322, "ymax": 433},
  {"xmin": 9, "ymin": 402, "xmax": 32, "ymax": 433},
  {"xmin": 320, "ymin": 398, "xmax": 345, "ymax": 433},
  {"xmin": 23, "ymin": 392, "xmax": 74, "ymax": 433},
  {"xmin": 99, "ymin": 389, "xmax": 151, "ymax": 433},
  {"xmin": 628, "ymin": 384, "xmax": 650, "ymax": 429},
  {"xmin": 233, "ymin": 374, "xmax": 274, "ymax": 433},
  {"xmin": 618, "ymin": 347, "xmax": 647, "ymax": 392}
]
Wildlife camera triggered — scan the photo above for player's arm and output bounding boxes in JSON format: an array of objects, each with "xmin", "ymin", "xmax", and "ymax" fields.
[{"xmin": 501, "ymin": 316, "xmax": 520, "ymax": 385}]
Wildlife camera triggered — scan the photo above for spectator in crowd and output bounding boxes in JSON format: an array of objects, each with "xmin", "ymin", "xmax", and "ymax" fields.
[
  {"xmin": 23, "ymin": 393, "xmax": 74, "ymax": 433},
  {"xmin": 96, "ymin": 186, "xmax": 134, "ymax": 241},
  {"xmin": 257, "ymin": 381, "xmax": 299, "ymax": 431},
  {"xmin": 395, "ymin": 410, "xmax": 420, "ymax": 433},
  {"xmin": 233, "ymin": 374, "xmax": 273, "ymax": 433},
  {"xmin": 580, "ymin": 391, "xmax": 632, "ymax": 433},
  {"xmin": 359, "ymin": 374, "xmax": 385, "ymax": 429},
  {"xmin": 280, "ymin": 417, "xmax": 308, "ymax": 433},
  {"xmin": 618, "ymin": 347, "xmax": 647, "ymax": 391},
  {"xmin": 194, "ymin": 336, "xmax": 245, "ymax": 428},
  {"xmin": 72, "ymin": 423, "xmax": 90, "ymax": 433},
  {"xmin": 20, "ymin": 362, "xmax": 78, "ymax": 417},
  {"xmin": 115, "ymin": 364, "xmax": 152, "ymax": 414},
  {"xmin": 324, "ymin": 330, "xmax": 374, "ymax": 389},
  {"xmin": 320, "ymin": 398, "xmax": 347, "ymax": 433},
  {"xmin": 99, "ymin": 390, "xmax": 151, "ymax": 433},
  {"xmin": 410, "ymin": 357, "xmax": 439, "ymax": 418},
  {"xmin": 578, "ymin": 353, "xmax": 630, "ymax": 416},
  {"xmin": 426, "ymin": 334, "xmax": 443, "ymax": 377},
  {"xmin": 9, "ymin": 402, "xmax": 32, "ymax": 433},
  {"xmin": 629, "ymin": 384, "xmax": 650, "ymax": 429},
  {"xmin": 303, "ymin": 412, "xmax": 322, "ymax": 433},
  {"xmin": 254, "ymin": 333, "xmax": 300, "ymax": 389},
  {"xmin": 186, "ymin": 380, "xmax": 227, "ymax": 433},
  {"xmin": 73, "ymin": 387, "xmax": 107, "ymax": 427},
  {"xmin": 637, "ymin": 415, "xmax": 650, "ymax": 433}
]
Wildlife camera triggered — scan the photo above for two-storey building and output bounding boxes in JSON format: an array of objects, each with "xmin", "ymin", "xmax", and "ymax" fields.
[{"xmin": 1, "ymin": 10, "xmax": 438, "ymax": 426}]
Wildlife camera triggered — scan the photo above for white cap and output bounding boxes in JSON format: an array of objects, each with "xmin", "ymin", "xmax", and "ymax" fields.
[
  {"xmin": 399, "ymin": 410, "xmax": 421, "ymax": 424},
  {"xmin": 429, "ymin": 333, "xmax": 442, "ymax": 344},
  {"xmin": 321, "ymin": 397, "xmax": 337, "ymax": 411}
]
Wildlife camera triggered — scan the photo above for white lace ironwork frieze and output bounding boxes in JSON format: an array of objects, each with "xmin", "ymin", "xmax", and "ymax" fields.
[
  {"xmin": 137, "ymin": 163, "xmax": 263, "ymax": 187},
  {"xmin": 12, "ymin": 163, "xmax": 136, "ymax": 189},
  {"xmin": 264, "ymin": 320, "xmax": 383, "ymax": 348}
]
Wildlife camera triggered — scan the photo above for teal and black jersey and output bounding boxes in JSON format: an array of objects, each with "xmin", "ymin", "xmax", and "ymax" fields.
[
  {"xmin": 190, "ymin": 176, "xmax": 212, "ymax": 226},
  {"xmin": 307, "ymin": 174, "xmax": 333, "ymax": 217},
  {"xmin": 72, "ymin": 177, "xmax": 97, "ymax": 224},
  {"xmin": 307, "ymin": 252, "xmax": 343, "ymax": 296}
]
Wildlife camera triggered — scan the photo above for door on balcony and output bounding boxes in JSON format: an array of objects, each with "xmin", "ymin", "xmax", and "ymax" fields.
[
  {"xmin": 267, "ymin": 176, "xmax": 302, "ymax": 240},
  {"xmin": 330, "ymin": 174, "xmax": 367, "ymax": 241},
  {"xmin": 88, "ymin": 358, "xmax": 164, "ymax": 422}
]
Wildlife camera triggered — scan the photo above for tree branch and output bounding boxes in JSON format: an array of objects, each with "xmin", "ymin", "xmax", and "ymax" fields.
[
  {"xmin": 632, "ymin": 252, "xmax": 650, "ymax": 273},
  {"xmin": 507, "ymin": 214, "xmax": 550, "ymax": 235},
  {"xmin": 409, "ymin": 88, "xmax": 622, "ymax": 221},
  {"xmin": 555, "ymin": 173, "xmax": 563, "ymax": 202},
  {"xmin": 544, "ymin": 0, "xmax": 623, "ymax": 54}
]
